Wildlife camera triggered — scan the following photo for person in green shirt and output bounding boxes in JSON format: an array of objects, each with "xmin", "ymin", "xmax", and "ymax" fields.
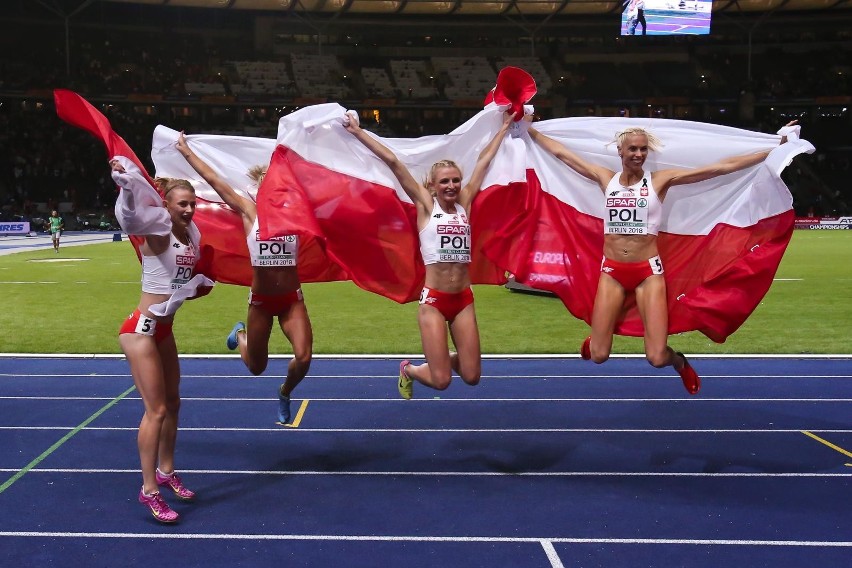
[{"xmin": 47, "ymin": 210, "xmax": 64, "ymax": 253}]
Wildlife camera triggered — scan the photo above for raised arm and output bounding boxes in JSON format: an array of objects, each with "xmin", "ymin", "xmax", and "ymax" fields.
[
  {"xmin": 176, "ymin": 132, "xmax": 254, "ymax": 217},
  {"xmin": 527, "ymin": 122, "xmax": 614, "ymax": 191},
  {"xmin": 343, "ymin": 113, "xmax": 432, "ymax": 211},
  {"xmin": 653, "ymin": 120, "xmax": 798, "ymax": 198},
  {"xmin": 458, "ymin": 111, "xmax": 514, "ymax": 208}
]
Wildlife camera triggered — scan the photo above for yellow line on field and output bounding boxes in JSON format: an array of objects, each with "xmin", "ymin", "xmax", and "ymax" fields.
[
  {"xmin": 285, "ymin": 400, "xmax": 310, "ymax": 428},
  {"xmin": 802, "ymin": 430, "xmax": 852, "ymax": 464}
]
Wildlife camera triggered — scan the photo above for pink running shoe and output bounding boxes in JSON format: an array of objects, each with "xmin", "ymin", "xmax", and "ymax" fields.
[
  {"xmin": 138, "ymin": 488, "xmax": 179, "ymax": 523},
  {"xmin": 580, "ymin": 336, "xmax": 592, "ymax": 361},
  {"xmin": 156, "ymin": 469, "xmax": 196, "ymax": 501}
]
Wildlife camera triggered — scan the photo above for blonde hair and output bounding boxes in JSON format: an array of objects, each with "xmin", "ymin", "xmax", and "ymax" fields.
[
  {"xmin": 612, "ymin": 127, "xmax": 664, "ymax": 152},
  {"xmin": 424, "ymin": 160, "xmax": 462, "ymax": 195},
  {"xmin": 153, "ymin": 177, "xmax": 195, "ymax": 197},
  {"xmin": 247, "ymin": 164, "xmax": 268, "ymax": 187}
]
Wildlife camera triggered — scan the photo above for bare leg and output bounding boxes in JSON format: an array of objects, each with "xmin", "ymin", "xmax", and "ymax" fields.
[
  {"xmin": 447, "ymin": 304, "xmax": 481, "ymax": 386},
  {"xmin": 278, "ymin": 301, "xmax": 313, "ymax": 397},
  {"xmin": 120, "ymin": 333, "xmax": 167, "ymax": 495},
  {"xmin": 405, "ymin": 305, "xmax": 454, "ymax": 390},
  {"xmin": 587, "ymin": 274, "xmax": 627, "ymax": 364},
  {"xmin": 241, "ymin": 304, "xmax": 274, "ymax": 375}
]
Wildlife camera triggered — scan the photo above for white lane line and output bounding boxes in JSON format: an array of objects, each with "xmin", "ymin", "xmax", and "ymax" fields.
[
  {"xmin": 541, "ymin": 540, "xmax": 566, "ymax": 568},
  {"xmin": 0, "ymin": 532, "xmax": 851, "ymax": 547},
  {"xmin": 4, "ymin": 396, "xmax": 852, "ymax": 403},
  {"xmin": 3, "ymin": 373, "xmax": 852, "ymax": 379},
  {"xmin": 2, "ymin": 426, "xmax": 852, "ymax": 434},
  {"xmin": 1, "ymin": 468, "xmax": 850, "ymax": 478}
]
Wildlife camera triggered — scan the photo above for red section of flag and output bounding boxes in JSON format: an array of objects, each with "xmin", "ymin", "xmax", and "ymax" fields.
[{"xmin": 257, "ymin": 146, "xmax": 425, "ymax": 303}]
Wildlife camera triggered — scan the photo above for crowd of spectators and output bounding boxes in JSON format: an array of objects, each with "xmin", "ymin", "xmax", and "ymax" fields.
[{"xmin": 0, "ymin": 8, "xmax": 850, "ymax": 222}]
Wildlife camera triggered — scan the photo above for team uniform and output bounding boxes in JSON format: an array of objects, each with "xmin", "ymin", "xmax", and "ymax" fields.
[
  {"xmin": 48, "ymin": 215, "xmax": 63, "ymax": 239},
  {"xmin": 111, "ymin": 156, "xmax": 212, "ymax": 336},
  {"xmin": 601, "ymin": 173, "xmax": 664, "ymax": 291},
  {"xmin": 119, "ymin": 233, "xmax": 199, "ymax": 342},
  {"xmin": 109, "ymin": 155, "xmax": 212, "ymax": 524},
  {"xmin": 418, "ymin": 199, "xmax": 474, "ymax": 321},
  {"xmin": 246, "ymin": 216, "xmax": 303, "ymax": 316}
]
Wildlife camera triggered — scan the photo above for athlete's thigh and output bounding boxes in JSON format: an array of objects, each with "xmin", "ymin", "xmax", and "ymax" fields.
[
  {"xmin": 590, "ymin": 274, "xmax": 626, "ymax": 345},
  {"xmin": 245, "ymin": 304, "xmax": 274, "ymax": 363},
  {"xmin": 448, "ymin": 305, "xmax": 481, "ymax": 373},
  {"xmin": 279, "ymin": 301, "xmax": 313, "ymax": 358},
  {"xmin": 418, "ymin": 305, "xmax": 451, "ymax": 369},
  {"xmin": 120, "ymin": 333, "xmax": 166, "ymax": 408},
  {"xmin": 634, "ymin": 274, "xmax": 669, "ymax": 351}
]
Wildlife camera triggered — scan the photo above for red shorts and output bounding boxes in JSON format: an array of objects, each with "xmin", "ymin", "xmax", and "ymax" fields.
[
  {"xmin": 600, "ymin": 255, "xmax": 664, "ymax": 292},
  {"xmin": 118, "ymin": 309, "xmax": 173, "ymax": 343},
  {"xmin": 248, "ymin": 289, "xmax": 304, "ymax": 316},
  {"xmin": 419, "ymin": 287, "xmax": 474, "ymax": 322}
]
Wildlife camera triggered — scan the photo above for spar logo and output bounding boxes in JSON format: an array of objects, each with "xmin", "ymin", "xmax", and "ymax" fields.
[
  {"xmin": 175, "ymin": 255, "xmax": 195, "ymax": 266},
  {"xmin": 606, "ymin": 197, "xmax": 637, "ymax": 207}
]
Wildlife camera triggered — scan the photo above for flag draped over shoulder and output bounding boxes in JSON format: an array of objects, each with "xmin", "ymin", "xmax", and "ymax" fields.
[
  {"xmin": 54, "ymin": 89, "xmax": 215, "ymax": 306},
  {"xmin": 256, "ymin": 103, "xmax": 530, "ymax": 303},
  {"xmin": 491, "ymin": 117, "xmax": 814, "ymax": 342}
]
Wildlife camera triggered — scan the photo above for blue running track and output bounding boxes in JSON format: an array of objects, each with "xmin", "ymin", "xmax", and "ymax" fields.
[{"xmin": 1, "ymin": 356, "xmax": 850, "ymax": 567}]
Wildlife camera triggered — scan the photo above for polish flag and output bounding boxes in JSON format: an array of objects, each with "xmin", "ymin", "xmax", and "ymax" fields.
[
  {"xmin": 254, "ymin": 103, "xmax": 812, "ymax": 342},
  {"xmin": 54, "ymin": 89, "xmax": 215, "ymax": 302},
  {"xmin": 498, "ymin": 117, "xmax": 814, "ymax": 342},
  {"xmin": 256, "ymin": 103, "xmax": 530, "ymax": 303}
]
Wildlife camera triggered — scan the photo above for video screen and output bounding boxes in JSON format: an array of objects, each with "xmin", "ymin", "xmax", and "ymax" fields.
[{"xmin": 620, "ymin": 0, "xmax": 712, "ymax": 36}]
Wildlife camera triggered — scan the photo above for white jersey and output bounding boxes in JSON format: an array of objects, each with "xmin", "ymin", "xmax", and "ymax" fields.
[
  {"xmin": 247, "ymin": 216, "xmax": 298, "ymax": 267},
  {"xmin": 141, "ymin": 232, "xmax": 198, "ymax": 294},
  {"xmin": 419, "ymin": 199, "xmax": 471, "ymax": 265},
  {"xmin": 603, "ymin": 172, "xmax": 662, "ymax": 236}
]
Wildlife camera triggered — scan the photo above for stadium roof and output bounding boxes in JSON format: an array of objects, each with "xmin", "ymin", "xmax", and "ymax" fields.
[{"xmin": 98, "ymin": 0, "xmax": 852, "ymax": 17}]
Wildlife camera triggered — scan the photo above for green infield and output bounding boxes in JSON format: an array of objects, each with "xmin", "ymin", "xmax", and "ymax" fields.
[{"xmin": 2, "ymin": 230, "xmax": 850, "ymax": 354}]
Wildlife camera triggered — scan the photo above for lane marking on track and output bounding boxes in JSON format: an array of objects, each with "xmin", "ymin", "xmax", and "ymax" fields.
[
  {"xmin": 283, "ymin": 399, "xmax": 309, "ymax": 428},
  {"xmin": 802, "ymin": 431, "xmax": 852, "ymax": 466},
  {"xmin": 1, "ymin": 531, "xmax": 851, "ymax": 546},
  {"xmin": 541, "ymin": 540, "xmax": 565, "ymax": 568},
  {"xmin": 0, "ymin": 385, "xmax": 135, "ymax": 495},
  {"xmin": 4, "ymin": 426, "xmax": 852, "ymax": 434},
  {"xmin": 2, "ymin": 468, "xmax": 851, "ymax": 478},
  {"xmin": 3, "ymin": 373, "xmax": 852, "ymax": 379},
  {"xmin": 6, "ymin": 396, "xmax": 852, "ymax": 403}
]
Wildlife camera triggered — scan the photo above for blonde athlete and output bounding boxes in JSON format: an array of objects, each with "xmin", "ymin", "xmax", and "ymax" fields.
[
  {"xmin": 527, "ymin": 119, "xmax": 796, "ymax": 394},
  {"xmin": 344, "ymin": 111, "xmax": 514, "ymax": 399},
  {"xmin": 176, "ymin": 133, "xmax": 312, "ymax": 425}
]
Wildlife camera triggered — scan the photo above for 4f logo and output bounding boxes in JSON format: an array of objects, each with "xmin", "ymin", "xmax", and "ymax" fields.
[{"xmin": 433, "ymin": 213, "xmax": 443, "ymax": 219}]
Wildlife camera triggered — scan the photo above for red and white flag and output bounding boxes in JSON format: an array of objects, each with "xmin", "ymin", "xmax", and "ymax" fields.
[
  {"xmin": 256, "ymin": 102, "xmax": 529, "ymax": 303},
  {"xmin": 500, "ymin": 117, "xmax": 814, "ymax": 342},
  {"xmin": 253, "ymin": 103, "xmax": 812, "ymax": 341}
]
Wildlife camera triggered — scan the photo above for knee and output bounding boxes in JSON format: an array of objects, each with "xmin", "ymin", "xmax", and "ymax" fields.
[
  {"xmin": 293, "ymin": 350, "xmax": 312, "ymax": 371},
  {"xmin": 590, "ymin": 347, "xmax": 610, "ymax": 365},
  {"xmin": 247, "ymin": 361, "xmax": 267, "ymax": 376},
  {"xmin": 431, "ymin": 370, "xmax": 452, "ymax": 390},
  {"xmin": 645, "ymin": 348, "xmax": 670, "ymax": 369},
  {"xmin": 145, "ymin": 403, "xmax": 168, "ymax": 423},
  {"xmin": 460, "ymin": 370, "xmax": 481, "ymax": 386}
]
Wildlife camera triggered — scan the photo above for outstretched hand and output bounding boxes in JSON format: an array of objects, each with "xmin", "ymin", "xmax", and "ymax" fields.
[
  {"xmin": 342, "ymin": 110, "xmax": 360, "ymax": 134},
  {"xmin": 109, "ymin": 159, "xmax": 125, "ymax": 174},
  {"xmin": 780, "ymin": 120, "xmax": 798, "ymax": 145},
  {"xmin": 176, "ymin": 132, "xmax": 191, "ymax": 158}
]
